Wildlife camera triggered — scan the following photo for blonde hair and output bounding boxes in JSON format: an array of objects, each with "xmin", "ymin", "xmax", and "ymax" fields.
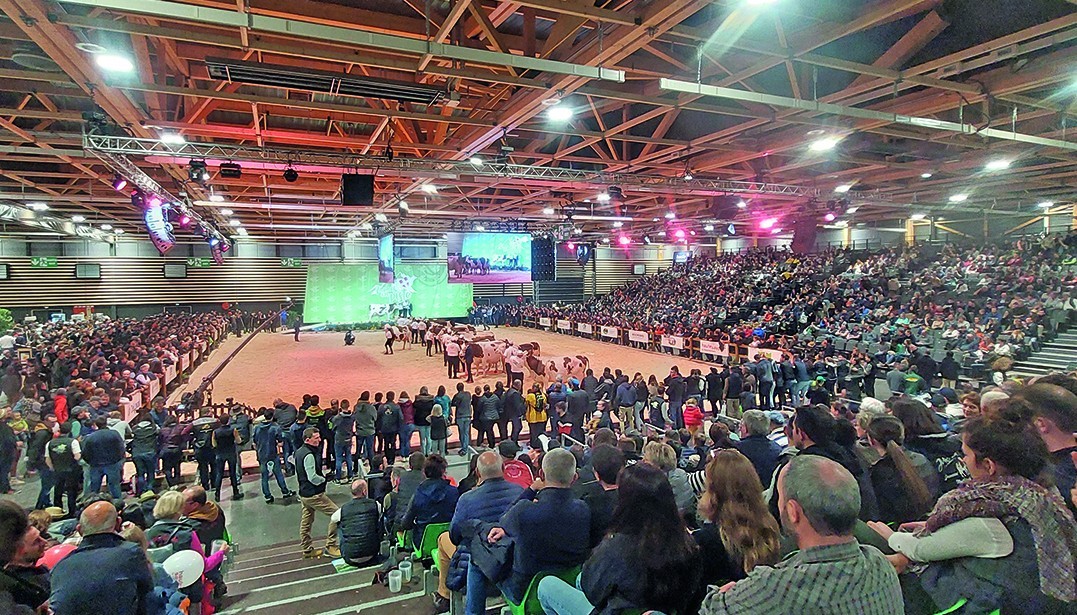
[
  {"xmin": 120, "ymin": 523, "xmax": 148, "ymax": 554},
  {"xmin": 642, "ymin": 441, "xmax": 677, "ymax": 472},
  {"xmin": 153, "ymin": 491, "xmax": 185, "ymax": 520},
  {"xmin": 432, "ymin": 403, "xmax": 443, "ymax": 417},
  {"xmin": 697, "ymin": 450, "xmax": 781, "ymax": 574},
  {"xmin": 27, "ymin": 510, "xmax": 52, "ymax": 534}
]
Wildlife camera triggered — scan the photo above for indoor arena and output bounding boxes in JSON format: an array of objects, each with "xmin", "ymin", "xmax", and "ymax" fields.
[{"xmin": 1, "ymin": 1, "xmax": 1077, "ymax": 615}]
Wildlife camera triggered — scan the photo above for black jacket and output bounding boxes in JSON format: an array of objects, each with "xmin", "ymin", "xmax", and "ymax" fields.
[
  {"xmin": 502, "ymin": 389, "xmax": 525, "ymax": 420},
  {"xmin": 413, "ymin": 395, "xmax": 436, "ymax": 427},
  {"xmin": 339, "ymin": 497, "xmax": 382, "ymax": 563}
]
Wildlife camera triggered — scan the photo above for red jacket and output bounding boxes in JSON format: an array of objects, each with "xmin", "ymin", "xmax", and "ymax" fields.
[
  {"xmin": 54, "ymin": 396, "xmax": 69, "ymax": 425},
  {"xmin": 502, "ymin": 458, "xmax": 534, "ymax": 489},
  {"xmin": 683, "ymin": 404, "xmax": 704, "ymax": 428}
]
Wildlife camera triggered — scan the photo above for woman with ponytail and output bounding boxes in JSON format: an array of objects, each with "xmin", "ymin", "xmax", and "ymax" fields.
[
  {"xmin": 867, "ymin": 415, "xmax": 936, "ymax": 525},
  {"xmin": 870, "ymin": 399, "xmax": 1077, "ymax": 615}
]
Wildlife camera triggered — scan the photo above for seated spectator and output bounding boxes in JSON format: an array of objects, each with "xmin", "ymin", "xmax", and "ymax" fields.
[
  {"xmin": 498, "ymin": 440, "xmax": 533, "ymax": 489},
  {"xmin": 146, "ymin": 491, "xmax": 228, "ymax": 611},
  {"xmin": 734, "ymin": 410, "xmax": 782, "ymax": 486},
  {"xmin": 465, "ymin": 448, "xmax": 589, "ymax": 615},
  {"xmin": 701, "ymin": 455, "xmax": 903, "ymax": 614},
  {"xmin": 870, "ymin": 400, "xmax": 1077, "ymax": 614},
  {"xmin": 0, "ymin": 500, "xmax": 50, "ymax": 612},
  {"xmin": 580, "ymin": 444, "xmax": 624, "ymax": 548},
  {"xmin": 537, "ymin": 462, "xmax": 702, "ymax": 615},
  {"xmin": 1012, "ymin": 382, "xmax": 1077, "ymax": 516},
  {"xmin": 49, "ymin": 501, "xmax": 154, "ymax": 615},
  {"xmin": 694, "ymin": 450, "xmax": 781, "ymax": 587},
  {"xmin": 432, "ymin": 451, "xmax": 523, "ymax": 613},
  {"xmin": 401, "ymin": 454, "xmax": 458, "ymax": 548},
  {"xmin": 865, "ymin": 416, "xmax": 935, "ymax": 525},
  {"xmin": 332, "ymin": 479, "xmax": 383, "ymax": 566},
  {"xmin": 387, "ymin": 452, "xmax": 426, "ymax": 536},
  {"xmin": 641, "ymin": 441, "xmax": 695, "ymax": 516},
  {"xmin": 180, "ymin": 486, "xmax": 227, "ymax": 557},
  {"xmin": 892, "ymin": 399, "xmax": 967, "ymax": 493}
]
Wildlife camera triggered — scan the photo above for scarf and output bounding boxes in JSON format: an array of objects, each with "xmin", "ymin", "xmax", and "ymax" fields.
[
  {"xmin": 186, "ymin": 501, "xmax": 220, "ymax": 524},
  {"xmin": 923, "ymin": 475, "xmax": 1077, "ymax": 602}
]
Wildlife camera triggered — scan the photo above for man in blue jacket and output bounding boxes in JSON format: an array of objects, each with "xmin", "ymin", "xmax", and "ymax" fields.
[
  {"xmin": 253, "ymin": 409, "xmax": 297, "ymax": 503},
  {"xmin": 465, "ymin": 448, "xmax": 590, "ymax": 615},
  {"xmin": 433, "ymin": 450, "xmax": 523, "ymax": 612},
  {"xmin": 49, "ymin": 501, "xmax": 154, "ymax": 615},
  {"xmin": 400, "ymin": 454, "xmax": 459, "ymax": 548}
]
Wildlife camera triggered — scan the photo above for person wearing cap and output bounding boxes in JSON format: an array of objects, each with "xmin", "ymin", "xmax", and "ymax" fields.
[{"xmin": 498, "ymin": 440, "xmax": 533, "ymax": 489}]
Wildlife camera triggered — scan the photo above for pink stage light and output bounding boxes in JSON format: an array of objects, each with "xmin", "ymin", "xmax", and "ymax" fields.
[
  {"xmin": 771, "ymin": 227, "xmax": 783, "ymax": 234},
  {"xmin": 824, "ymin": 212, "xmax": 836, "ymax": 222},
  {"xmin": 567, "ymin": 242, "xmax": 576, "ymax": 251},
  {"xmin": 617, "ymin": 235, "xmax": 630, "ymax": 246},
  {"xmin": 179, "ymin": 215, "xmax": 192, "ymax": 227},
  {"xmin": 760, "ymin": 217, "xmax": 777, "ymax": 229},
  {"xmin": 674, "ymin": 229, "xmax": 686, "ymax": 239},
  {"xmin": 147, "ymin": 195, "xmax": 163, "ymax": 209}
]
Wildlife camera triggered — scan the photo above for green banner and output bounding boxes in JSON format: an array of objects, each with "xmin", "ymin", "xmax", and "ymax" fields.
[
  {"xmin": 29, "ymin": 256, "xmax": 57, "ymax": 268},
  {"xmin": 281, "ymin": 257, "xmax": 303, "ymax": 268},
  {"xmin": 186, "ymin": 257, "xmax": 211, "ymax": 268}
]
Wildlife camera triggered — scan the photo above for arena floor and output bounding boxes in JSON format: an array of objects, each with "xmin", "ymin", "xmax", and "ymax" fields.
[{"xmin": 176, "ymin": 326, "xmax": 716, "ymax": 408}]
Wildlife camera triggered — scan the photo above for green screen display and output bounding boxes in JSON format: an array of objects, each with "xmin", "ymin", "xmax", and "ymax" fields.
[{"xmin": 304, "ymin": 262, "xmax": 472, "ymax": 323}]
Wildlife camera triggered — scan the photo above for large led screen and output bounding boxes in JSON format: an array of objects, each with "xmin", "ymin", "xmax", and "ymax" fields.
[
  {"xmin": 304, "ymin": 263, "xmax": 472, "ymax": 323},
  {"xmin": 378, "ymin": 234, "xmax": 394, "ymax": 283},
  {"xmin": 446, "ymin": 232, "xmax": 532, "ymax": 284}
]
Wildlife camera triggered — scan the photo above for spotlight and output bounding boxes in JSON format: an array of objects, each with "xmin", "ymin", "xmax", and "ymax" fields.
[
  {"xmin": 597, "ymin": 192, "xmax": 611, "ymax": 203},
  {"xmin": 809, "ymin": 136, "xmax": 840, "ymax": 152},
  {"xmin": 690, "ymin": 230, "xmax": 696, "ymax": 236},
  {"xmin": 617, "ymin": 235, "xmax": 631, "ymax": 246},
  {"xmin": 111, "ymin": 175, "xmax": 127, "ymax": 191},
  {"xmin": 179, "ymin": 215, "xmax": 192, "ymax": 227},
  {"xmin": 398, "ymin": 200, "xmax": 409, "ymax": 216},
  {"xmin": 920, "ymin": 172, "xmax": 933, "ymax": 179},
  {"xmin": 704, "ymin": 224, "xmax": 715, "ymax": 231},
  {"xmin": 984, "ymin": 159, "xmax": 1011, "ymax": 172},
  {"xmin": 824, "ymin": 212, "xmax": 836, "ymax": 222},
  {"xmin": 601, "ymin": 237, "xmax": 610, "ymax": 244},
  {"xmin": 658, "ymin": 230, "xmax": 666, "ymax": 236},
  {"xmin": 469, "ymin": 156, "xmax": 484, "ymax": 166},
  {"xmin": 613, "ymin": 221, "xmax": 623, "ymax": 228},
  {"xmin": 736, "ymin": 200, "xmax": 747, "ymax": 209},
  {"xmin": 219, "ymin": 162, "xmax": 242, "ymax": 178},
  {"xmin": 188, "ymin": 160, "xmax": 209, "ymax": 183},
  {"xmin": 573, "ymin": 227, "xmax": 583, "ymax": 235},
  {"xmin": 147, "ymin": 196, "xmax": 163, "ymax": 208},
  {"xmin": 1038, "ymin": 201, "xmax": 1054, "ymax": 209},
  {"xmin": 664, "ymin": 212, "xmax": 675, "ymax": 219},
  {"xmin": 421, "ymin": 184, "xmax": 438, "ymax": 194},
  {"xmin": 26, "ymin": 202, "xmax": 48, "ymax": 211},
  {"xmin": 547, "ymin": 103, "xmax": 573, "ymax": 122},
  {"xmin": 100, "ymin": 224, "xmax": 113, "ymax": 231},
  {"xmin": 910, "ymin": 213, "xmax": 927, "ymax": 220},
  {"xmin": 683, "ymin": 171, "xmax": 693, "ymax": 181},
  {"xmin": 475, "ymin": 223, "xmax": 485, "ymax": 231},
  {"xmin": 160, "ymin": 133, "xmax": 185, "ymax": 145},
  {"xmin": 219, "ymin": 209, "xmax": 233, "ymax": 216},
  {"xmin": 760, "ymin": 217, "xmax": 777, "ymax": 229},
  {"xmin": 567, "ymin": 242, "xmax": 576, "ymax": 250},
  {"xmin": 643, "ymin": 236, "xmax": 651, "ymax": 244},
  {"xmin": 229, "ymin": 219, "xmax": 241, "ymax": 227},
  {"xmin": 834, "ymin": 184, "xmax": 852, "ymax": 193},
  {"xmin": 209, "ymin": 194, "xmax": 225, "ymax": 202},
  {"xmin": 95, "ymin": 53, "xmax": 134, "ymax": 73},
  {"xmin": 771, "ymin": 227, "xmax": 783, "ymax": 234},
  {"xmin": 374, "ymin": 213, "xmax": 388, "ymax": 223},
  {"xmin": 674, "ymin": 229, "xmax": 686, "ymax": 240},
  {"xmin": 209, "ymin": 237, "xmax": 220, "ymax": 247},
  {"xmin": 949, "ymin": 193, "xmax": 969, "ymax": 203},
  {"xmin": 71, "ymin": 215, "xmax": 86, "ymax": 222},
  {"xmin": 542, "ymin": 207, "xmax": 555, "ymax": 215},
  {"xmin": 114, "ymin": 228, "xmax": 125, "ymax": 235},
  {"xmin": 846, "ymin": 206, "xmax": 859, "ymax": 214},
  {"xmin": 283, "ymin": 167, "xmax": 299, "ymax": 183}
]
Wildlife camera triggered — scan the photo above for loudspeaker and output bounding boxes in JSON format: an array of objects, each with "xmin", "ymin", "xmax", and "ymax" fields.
[
  {"xmin": 341, "ymin": 175, "xmax": 375, "ymax": 206},
  {"xmin": 709, "ymin": 195, "xmax": 742, "ymax": 220},
  {"xmin": 791, "ymin": 215, "xmax": 818, "ymax": 253},
  {"xmin": 531, "ymin": 237, "xmax": 556, "ymax": 281}
]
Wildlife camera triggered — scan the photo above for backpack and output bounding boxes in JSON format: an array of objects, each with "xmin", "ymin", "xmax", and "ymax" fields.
[
  {"xmin": 193, "ymin": 424, "xmax": 214, "ymax": 451},
  {"xmin": 934, "ymin": 452, "xmax": 971, "ymax": 493},
  {"xmin": 146, "ymin": 521, "xmax": 195, "ymax": 564}
]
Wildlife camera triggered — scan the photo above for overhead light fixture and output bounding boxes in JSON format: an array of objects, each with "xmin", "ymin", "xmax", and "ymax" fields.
[
  {"xmin": 949, "ymin": 193, "xmax": 969, "ymax": 203},
  {"xmin": 114, "ymin": 228, "xmax": 125, "ymax": 235},
  {"xmin": 209, "ymin": 237, "xmax": 220, "ymax": 247},
  {"xmin": 188, "ymin": 160, "xmax": 210, "ymax": 182},
  {"xmin": 613, "ymin": 221, "xmax": 623, "ymax": 228},
  {"xmin": 704, "ymin": 224, "xmax": 715, "ymax": 231},
  {"xmin": 674, "ymin": 229, "xmax": 686, "ymax": 240},
  {"xmin": 910, "ymin": 213, "xmax": 927, "ymax": 220},
  {"xmin": 643, "ymin": 235, "xmax": 652, "ymax": 244},
  {"xmin": 100, "ymin": 224, "xmax": 113, "ymax": 230},
  {"xmin": 219, "ymin": 162, "xmax": 242, "ymax": 178},
  {"xmin": 475, "ymin": 223, "xmax": 485, "ymax": 231},
  {"xmin": 834, "ymin": 220, "xmax": 849, "ymax": 227},
  {"xmin": 26, "ymin": 202, "xmax": 48, "ymax": 211},
  {"xmin": 760, "ymin": 217, "xmax": 777, "ymax": 229},
  {"xmin": 984, "ymin": 159, "xmax": 1012, "ymax": 171},
  {"xmin": 736, "ymin": 200, "xmax": 747, "ymax": 208},
  {"xmin": 547, "ymin": 103, "xmax": 573, "ymax": 122},
  {"xmin": 237, "ymin": 228, "xmax": 248, "ymax": 236},
  {"xmin": 283, "ymin": 167, "xmax": 299, "ymax": 183},
  {"xmin": 846, "ymin": 206, "xmax": 859, "ymax": 213},
  {"xmin": 421, "ymin": 184, "xmax": 438, "ymax": 194},
  {"xmin": 209, "ymin": 194, "xmax": 225, "ymax": 202},
  {"xmin": 111, "ymin": 175, "xmax": 128, "ymax": 191},
  {"xmin": 160, "ymin": 133, "xmax": 185, "ymax": 145},
  {"xmin": 824, "ymin": 212, "xmax": 836, "ymax": 222},
  {"xmin": 664, "ymin": 212, "xmax": 676, "ymax": 219},
  {"xmin": 834, "ymin": 184, "xmax": 852, "ymax": 193},
  {"xmin": 597, "ymin": 192, "xmax": 610, "ymax": 203},
  {"xmin": 219, "ymin": 208, "xmax": 233, "ymax": 215},
  {"xmin": 229, "ymin": 219, "xmax": 241, "ymax": 227},
  {"xmin": 601, "ymin": 237, "xmax": 610, "ymax": 244},
  {"xmin": 469, "ymin": 156, "xmax": 483, "ymax": 166},
  {"xmin": 920, "ymin": 172, "xmax": 933, "ymax": 179},
  {"xmin": 771, "ymin": 227, "xmax": 783, "ymax": 234},
  {"xmin": 71, "ymin": 215, "xmax": 86, "ymax": 222},
  {"xmin": 617, "ymin": 235, "xmax": 630, "ymax": 246},
  {"xmin": 573, "ymin": 227, "xmax": 583, "ymax": 235},
  {"xmin": 374, "ymin": 213, "xmax": 388, "ymax": 223},
  {"xmin": 809, "ymin": 136, "xmax": 840, "ymax": 152},
  {"xmin": 1037, "ymin": 201, "xmax": 1054, "ymax": 209},
  {"xmin": 542, "ymin": 207, "xmax": 555, "ymax": 215},
  {"xmin": 95, "ymin": 53, "xmax": 134, "ymax": 73}
]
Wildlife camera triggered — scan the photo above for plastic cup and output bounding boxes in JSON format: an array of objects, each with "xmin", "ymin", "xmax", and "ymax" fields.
[
  {"xmin": 399, "ymin": 560, "xmax": 413, "ymax": 583},
  {"xmin": 388, "ymin": 569, "xmax": 402, "ymax": 593}
]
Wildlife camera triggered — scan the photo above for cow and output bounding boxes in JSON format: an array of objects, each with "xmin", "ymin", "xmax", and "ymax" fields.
[
  {"xmin": 469, "ymin": 340, "xmax": 509, "ymax": 375},
  {"xmin": 525, "ymin": 354, "xmax": 589, "ymax": 386},
  {"xmin": 516, "ymin": 341, "xmax": 541, "ymax": 356}
]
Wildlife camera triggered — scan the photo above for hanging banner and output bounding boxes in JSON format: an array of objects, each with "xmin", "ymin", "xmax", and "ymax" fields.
[
  {"xmin": 600, "ymin": 326, "xmax": 619, "ymax": 338},
  {"xmin": 661, "ymin": 335, "xmax": 684, "ymax": 349},
  {"xmin": 577, "ymin": 323, "xmax": 593, "ymax": 334},
  {"xmin": 141, "ymin": 198, "xmax": 175, "ymax": 255},
  {"xmin": 628, "ymin": 330, "xmax": 649, "ymax": 343},
  {"xmin": 557, "ymin": 319, "xmax": 572, "ymax": 331},
  {"xmin": 699, "ymin": 340, "xmax": 729, "ymax": 356},
  {"xmin": 538, "ymin": 317, "xmax": 552, "ymax": 327}
]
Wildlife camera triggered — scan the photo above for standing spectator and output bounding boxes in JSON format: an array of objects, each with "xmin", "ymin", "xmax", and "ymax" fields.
[
  {"xmin": 399, "ymin": 391, "xmax": 415, "ymax": 457},
  {"xmin": 129, "ymin": 410, "xmax": 160, "ymax": 497},
  {"xmin": 49, "ymin": 501, "xmax": 154, "ymax": 615},
  {"xmin": 939, "ymin": 352, "xmax": 960, "ymax": 390},
  {"xmin": 295, "ymin": 427, "xmax": 340, "ymax": 559},
  {"xmin": 158, "ymin": 415, "xmax": 191, "ymax": 488},
  {"xmin": 524, "ymin": 383, "xmax": 547, "ymax": 450},
  {"xmin": 26, "ymin": 413, "xmax": 55, "ymax": 510},
  {"xmin": 451, "ymin": 383, "xmax": 473, "ymax": 456},
  {"xmin": 46, "ymin": 421, "xmax": 82, "ymax": 515},
  {"xmin": 81, "ymin": 416, "xmax": 124, "ymax": 498},
  {"xmin": 413, "ymin": 387, "xmax": 436, "ymax": 456},
  {"xmin": 190, "ymin": 410, "xmax": 218, "ymax": 491},
  {"xmin": 331, "ymin": 400, "xmax": 356, "ymax": 482},
  {"xmin": 252, "ymin": 409, "xmax": 296, "ymax": 504},
  {"xmin": 211, "ymin": 414, "xmax": 244, "ymax": 501},
  {"xmin": 430, "ymin": 405, "xmax": 449, "ymax": 456},
  {"xmin": 700, "ymin": 455, "xmax": 902, "ymax": 614},
  {"xmin": 706, "ymin": 367, "xmax": 724, "ymax": 416},
  {"xmin": 475, "ymin": 385, "xmax": 500, "ymax": 449},
  {"xmin": 272, "ymin": 398, "xmax": 299, "ymax": 474},
  {"xmin": 376, "ymin": 392, "xmax": 402, "ymax": 466},
  {"xmin": 354, "ymin": 392, "xmax": 378, "ymax": 465},
  {"xmin": 502, "ymin": 380, "xmax": 525, "ymax": 444},
  {"xmin": 683, "ymin": 399, "xmax": 705, "ymax": 437},
  {"xmin": 733, "ymin": 410, "xmax": 782, "ymax": 487}
]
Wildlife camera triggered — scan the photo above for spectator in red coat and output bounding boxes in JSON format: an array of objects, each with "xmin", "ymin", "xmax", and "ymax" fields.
[{"xmin": 498, "ymin": 440, "xmax": 534, "ymax": 489}]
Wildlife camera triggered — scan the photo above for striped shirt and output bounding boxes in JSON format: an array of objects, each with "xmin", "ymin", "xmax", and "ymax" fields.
[{"xmin": 700, "ymin": 540, "xmax": 904, "ymax": 615}]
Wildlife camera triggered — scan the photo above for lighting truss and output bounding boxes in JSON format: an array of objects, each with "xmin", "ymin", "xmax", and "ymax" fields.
[
  {"xmin": 83, "ymin": 134, "xmax": 880, "ymax": 201},
  {"xmin": 0, "ymin": 202, "xmax": 114, "ymax": 242}
]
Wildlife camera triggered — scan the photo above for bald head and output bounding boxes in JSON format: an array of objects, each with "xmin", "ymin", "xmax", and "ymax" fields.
[
  {"xmin": 350, "ymin": 479, "xmax": 369, "ymax": 498},
  {"xmin": 476, "ymin": 451, "xmax": 504, "ymax": 480},
  {"xmin": 79, "ymin": 501, "xmax": 120, "ymax": 537}
]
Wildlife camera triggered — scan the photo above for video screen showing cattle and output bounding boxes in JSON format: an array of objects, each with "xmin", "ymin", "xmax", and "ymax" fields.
[{"xmin": 447, "ymin": 232, "xmax": 532, "ymax": 284}]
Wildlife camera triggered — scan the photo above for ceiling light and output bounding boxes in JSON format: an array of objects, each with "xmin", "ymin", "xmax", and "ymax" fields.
[
  {"xmin": 824, "ymin": 212, "xmax": 836, "ymax": 222},
  {"xmin": 949, "ymin": 193, "xmax": 969, "ymax": 203},
  {"xmin": 834, "ymin": 220, "xmax": 848, "ymax": 227},
  {"xmin": 771, "ymin": 227, "xmax": 783, "ymax": 234},
  {"xmin": 547, "ymin": 104, "xmax": 573, "ymax": 122},
  {"xmin": 845, "ymin": 206, "xmax": 859, "ymax": 213},
  {"xmin": 736, "ymin": 200, "xmax": 747, "ymax": 208},
  {"xmin": 71, "ymin": 215, "xmax": 85, "ymax": 222},
  {"xmin": 229, "ymin": 219, "xmax": 242, "ymax": 227},
  {"xmin": 613, "ymin": 221, "xmax": 623, "ymax": 228},
  {"xmin": 834, "ymin": 184, "xmax": 852, "ymax": 193},
  {"xmin": 809, "ymin": 136, "xmax": 840, "ymax": 152},
  {"xmin": 597, "ymin": 192, "xmax": 610, "ymax": 203},
  {"xmin": 469, "ymin": 156, "xmax": 483, "ymax": 166},
  {"xmin": 95, "ymin": 53, "xmax": 134, "ymax": 73},
  {"xmin": 114, "ymin": 228, "xmax": 125, "ymax": 235},
  {"xmin": 760, "ymin": 217, "xmax": 777, "ymax": 229},
  {"xmin": 601, "ymin": 237, "xmax": 610, "ymax": 244},
  {"xmin": 26, "ymin": 202, "xmax": 48, "ymax": 211},
  {"xmin": 542, "ymin": 207, "xmax": 555, "ymax": 215},
  {"xmin": 421, "ymin": 184, "xmax": 438, "ymax": 194},
  {"xmin": 219, "ymin": 208, "xmax": 233, "ymax": 215},
  {"xmin": 209, "ymin": 194, "xmax": 225, "ymax": 202},
  {"xmin": 398, "ymin": 200, "xmax": 408, "ymax": 209},
  {"xmin": 704, "ymin": 224, "xmax": 715, "ymax": 231},
  {"xmin": 573, "ymin": 227, "xmax": 583, "ymax": 235},
  {"xmin": 111, "ymin": 176, "xmax": 127, "ymax": 191},
  {"xmin": 100, "ymin": 224, "xmax": 113, "ymax": 230},
  {"xmin": 984, "ymin": 159, "xmax": 1012, "ymax": 171},
  {"xmin": 219, "ymin": 162, "xmax": 242, "ymax": 178},
  {"xmin": 674, "ymin": 229, "xmax": 686, "ymax": 240},
  {"xmin": 237, "ymin": 228, "xmax": 248, "ymax": 236},
  {"xmin": 617, "ymin": 235, "xmax": 631, "ymax": 246},
  {"xmin": 920, "ymin": 172, "xmax": 933, "ymax": 179},
  {"xmin": 1037, "ymin": 201, "xmax": 1054, "ymax": 209},
  {"xmin": 664, "ymin": 212, "xmax": 675, "ymax": 219},
  {"xmin": 683, "ymin": 170, "xmax": 694, "ymax": 181},
  {"xmin": 643, "ymin": 236, "xmax": 652, "ymax": 244},
  {"xmin": 160, "ymin": 133, "xmax": 185, "ymax": 145},
  {"xmin": 910, "ymin": 213, "xmax": 927, "ymax": 220},
  {"xmin": 283, "ymin": 167, "xmax": 299, "ymax": 183},
  {"xmin": 475, "ymin": 224, "xmax": 485, "ymax": 231}
]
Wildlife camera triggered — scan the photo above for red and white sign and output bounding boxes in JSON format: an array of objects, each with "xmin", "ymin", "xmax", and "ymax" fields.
[{"xmin": 699, "ymin": 340, "xmax": 729, "ymax": 356}]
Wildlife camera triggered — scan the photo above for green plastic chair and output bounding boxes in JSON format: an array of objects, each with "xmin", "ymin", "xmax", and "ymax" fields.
[
  {"xmin": 503, "ymin": 566, "xmax": 582, "ymax": 615},
  {"xmin": 933, "ymin": 598, "xmax": 1000, "ymax": 615},
  {"xmin": 413, "ymin": 522, "xmax": 450, "ymax": 565}
]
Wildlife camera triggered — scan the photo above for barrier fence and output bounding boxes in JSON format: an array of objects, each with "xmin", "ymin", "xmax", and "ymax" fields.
[{"xmin": 119, "ymin": 327, "xmax": 226, "ymax": 420}]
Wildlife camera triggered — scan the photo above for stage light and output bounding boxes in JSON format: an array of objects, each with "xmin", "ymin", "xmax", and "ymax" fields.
[
  {"xmin": 949, "ymin": 193, "xmax": 969, "ymax": 203},
  {"xmin": 229, "ymin": 219, "xmax": 241, "ymax": 227},
  {"xmin": 209, "ymin": 194, "xmax": 225, "ymax": 202},
  {"xmin": 374, "ymin": 213, "xmax": 388, "ymax": 223},
  {"xmin": 613, "ymin": 221, "xmax": 623, "ymax": 228},
  {"xmin": 95, "ymin": 53, "xmax": 134, "ymax": 73},
  {"xmin": 618, "ymin": 235, "xmax": 631, "ymax": 246},
  {"xmin": 1038, "ymin": 201, "xmax": 1054, "ymax": 209},
  {"xmin": 71, "ymin": 215, "xmax": 86, "ymax": 222},
  {"xmin": 542, "ymin": 207, "xmax": 555, "ymax": 215},
  {"xmin": 421, "ymin": 184, "xmax": 438, "ymax": 194},
  {"xmin": 834, "ymin": 220, "xmax": 848, "ymax": 227},
  {"xmin": 100, "ymin": 224, "xmax": 112, "ymax": 231},
  {"xmin": 209, "ymin": 237, "xmax": 220, "ymax": 247},
  {"xmin": 727, "ymin": 223, "xmax": 735, "ymax": 235},
  {"xmin": 398, "ymin": 200, "xmax": 409, "ymax": 216},
  {"xmin": 179, "ymin": 215, "xmax": 191, "ymax": 227},
  {"xmin": 219, "ymin": 208, "xmax": 233, "ymax": 216},
  {"xmin": 910, "ymin": 213, "xmax": 927, "ymax": 221},
  {"xmin": 984, "ymin": 159, "xmax": 1011, "ymax": 171},
  {"xmin": 664, "ymin": 212, "xmax": 675, "ymax": 219},
  {"xmin": 219, "ymin": 162, "xmax": 242, "ymax": 178},
  {"xmin": 26, "ymin": 202, "xmax": 48, "ymax": 211},
  {"xmin": 111, "ymin": 175, "xmax": 127, "ymax": 191},
  {"xmin": 573, "ymin": 227, "xmax": 583, "ymax": 235},
  {"xmin": 283, "ymin": 167, "xmax": 299, "ymax": 183},
  {"xmin": 834, "ymin": 184, "xmax": 852, "ymax": 193},
  {"xmin": 809, "ymin": 136, "xmax": 839, "ymax": 152},
  {"xmin": 597, "ymin": 192, "xmax": 610, "ymax": 203},
  {"xmin": 567, "ymin": 242, "xmax": 576, "ymax": 250},
  {"xmin": 658, "ymin": 230, "xmax": 666, "ymax": 236},
  {"xmin": 771, "ymin": 227, "xmax": 783, "ymax": 234},
  {"xmin": 846, "ymin": 206, "xmax": 859, "ymax": 213},
  {"xmin": 160, "ymin": 133, "xmax": 185, "ymax": 145},
  {"xmin": 736, "ymin": 200, "xmax": 747, "ymax": 208},
  {"xmin": 114, "ymin": 228, "xmax": 125, "ymax": 235},
  {"xmin": 824, "ymin": 212, "xmax": 836, "ymax": 222},
  {"xmin": 690, "ymin": 230, "xmax": 696, "ymax": 236},
  {"xmin": 643, "ymin": 235, "xmax": 651, "ymax": 244},
  {"xmin": 760, "ymin": 217, "xmax": 777, "ymax": 229},
  {"xmin": 476, "ymin": 224, "xmax": 485, "ymax": 231},
  {"xmin": 704, "ymin": 224, "xmax": 715, "ymax": 231},
  {"xmin": 601, "ymin": 237, "xmax": 610, "ymax": 244},
  {"xmin": 674, "ymin": 229, "xmax": 686, "ymax": 240},
  {"xmin": 920, "ymin": 172, "xmax": 933, "ymax": 179},
  {"xmin": 147, "ymin": 196, "xmax": 163, "ymax": 208},
  {"xmin": 188, "ymin": 160, "xmax": 210, "ymax": 182},
  {"xmin": 547, "ymin": 103, "xmax": 573, "ymax": 122},
  {"xmin": 469, "ymin": 156, "xmax": 484, "ymax": 166}
]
